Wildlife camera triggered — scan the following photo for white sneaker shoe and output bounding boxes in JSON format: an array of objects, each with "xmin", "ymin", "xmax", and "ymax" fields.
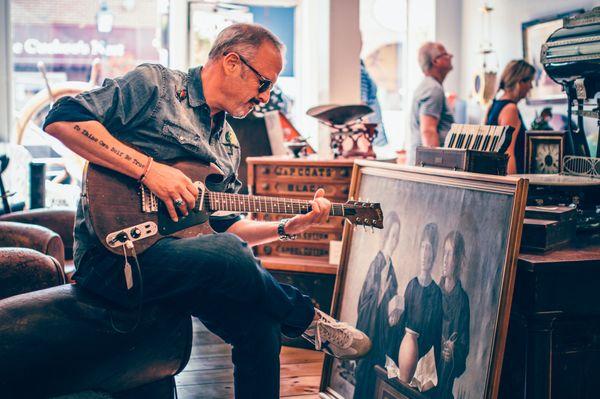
[{"xmin": 302, "ymin": 309, "xmax": 371, "ymax": 360}]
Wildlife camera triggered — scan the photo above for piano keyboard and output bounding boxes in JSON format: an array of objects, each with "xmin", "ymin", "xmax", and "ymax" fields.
[{"xmin": 444, "ymin": 124, "xmax": 514, "ymax": 153}]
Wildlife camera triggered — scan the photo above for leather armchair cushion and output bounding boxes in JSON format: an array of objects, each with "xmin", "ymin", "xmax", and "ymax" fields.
[
  {"xmin": 0, "ymin": 221, "xmax": 65, "ymax": 267},
  {"xmin": 0, "ymin": 284, "xmax": 193, "ymax": 397},
  {"xmin": 0, "ymin": 247, "xmax": 65, "ymax": 300},
  {"xmin": 0, "ymin": 208, "xmax": 75, "ymax": 260}
]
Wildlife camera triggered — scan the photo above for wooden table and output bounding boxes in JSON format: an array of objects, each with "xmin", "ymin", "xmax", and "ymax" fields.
[{"xmin": 500, "ymin": 239, "xmax": 600, "ymax": 399}]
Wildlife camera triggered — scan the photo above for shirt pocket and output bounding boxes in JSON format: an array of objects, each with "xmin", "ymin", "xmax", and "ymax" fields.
[
  {"xmin": 161, "ymin": 120, "xmax": 205, "ymax": 147},
  {"xmin": 161, "ymin": 119, "xmax": 217, "ymax": 163}
]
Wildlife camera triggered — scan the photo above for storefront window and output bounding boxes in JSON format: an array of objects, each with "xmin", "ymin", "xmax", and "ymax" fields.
[
  {"xmin": 360, "ymin": 0, "xmax": 408, "ymax": 155},
  {"xmin": 11, "ymin": 0, "xmax": 168, "ymax": 142},
  {"xmin": 9, "ymin": 0, "xmax": 169, "ymax": 206}
]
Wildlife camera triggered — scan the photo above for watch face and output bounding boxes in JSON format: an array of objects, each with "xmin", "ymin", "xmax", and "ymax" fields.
[{"xmin": 533, "ymin": 142, "xmax": 560, "ymax": 174}]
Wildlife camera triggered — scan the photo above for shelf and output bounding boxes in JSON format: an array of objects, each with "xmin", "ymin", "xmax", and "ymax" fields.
[{"xmin": 259, "ymin": 256, "xmax": 338, "ymax": 275}]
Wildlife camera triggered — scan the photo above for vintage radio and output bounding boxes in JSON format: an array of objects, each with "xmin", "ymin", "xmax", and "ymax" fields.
[{"xmin": 415, "ymin": 123, "xmax": 512, "ymax": 175}]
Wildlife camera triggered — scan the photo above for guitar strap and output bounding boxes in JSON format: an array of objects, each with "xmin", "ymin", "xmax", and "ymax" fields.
[
  {"xmin": 122, "ymin": 242, "xmax": 135, "ymax": 290},
  {"xmin": 109, "ymin": 240, "xmax": 144, "ymax": 334}
]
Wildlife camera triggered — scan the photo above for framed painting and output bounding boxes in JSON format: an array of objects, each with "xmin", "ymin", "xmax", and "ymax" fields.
[
  {"xmin": 320, "ymin": 161, "xmax": 528, "ymax": 399},
  {"xmin": 525, "ymin": 131, "xmax": 565, "ymax": 174},
  {"xmin": 522, "ymin": 10, "xmax": 583, "ymax": 105}
]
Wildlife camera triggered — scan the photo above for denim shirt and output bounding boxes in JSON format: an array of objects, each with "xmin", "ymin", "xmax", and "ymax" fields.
[{"xmin": 45, "ymin": 64, "xmax": 242, "ymax": 267}]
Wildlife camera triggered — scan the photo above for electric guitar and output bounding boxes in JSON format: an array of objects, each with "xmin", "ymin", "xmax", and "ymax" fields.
[{"xmin": 83, "ymin": 160, "xmax": 384, "ymax": 255}]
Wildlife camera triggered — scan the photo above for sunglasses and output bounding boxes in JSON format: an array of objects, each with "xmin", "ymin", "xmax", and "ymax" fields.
[{"xmin": 230, "ymin": 53, "xmax": 273, "ymax": 94}]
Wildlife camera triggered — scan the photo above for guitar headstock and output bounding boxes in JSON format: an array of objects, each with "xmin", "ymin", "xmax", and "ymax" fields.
[{"xmin": 343, "ymin": 201, "xmax": 384, "ymax": 229}]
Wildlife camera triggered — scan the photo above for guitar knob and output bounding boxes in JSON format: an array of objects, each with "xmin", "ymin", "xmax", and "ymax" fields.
[
  {"xmin": 130, "ymin": 228, "xmax": 141, "ymax": 239},
  {"xmin": 340, "ymin": 169, "xmax": 349, "ymax": 177},
  {"xmin": 263, "ymin": 167, "xmax": 270, "ymax": 175},
  {"xmin": 261, "ymin": 183, "xmax": 269, "ymax": 190},
  {"xmin": 342, "ymin": 187, "xmax": 349, "ymax": 195}
]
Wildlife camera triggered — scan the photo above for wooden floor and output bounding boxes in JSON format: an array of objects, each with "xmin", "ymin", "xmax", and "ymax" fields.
[{"xmin": 175, "ymin": 319, "xmax": 324, "ymax": 399}]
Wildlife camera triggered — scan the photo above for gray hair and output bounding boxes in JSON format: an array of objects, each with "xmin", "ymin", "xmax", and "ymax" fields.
[
  {"xmin": 418, "ymin": 42, "xmax": 443, "ymax": 73},
  {"xmin": 208, "ymin": 23, "xmax": 285, "ymax": 62}
]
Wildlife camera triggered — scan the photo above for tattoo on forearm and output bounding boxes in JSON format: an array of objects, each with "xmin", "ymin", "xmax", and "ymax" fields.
[{"xmin": 73, "ymin": 124, "xmax": 145, "ymax": 169}]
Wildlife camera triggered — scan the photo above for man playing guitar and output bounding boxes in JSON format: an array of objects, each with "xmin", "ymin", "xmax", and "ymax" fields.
[{"xmin": 44, "ymin": 23, "xmax": 371, "ymax": 399}]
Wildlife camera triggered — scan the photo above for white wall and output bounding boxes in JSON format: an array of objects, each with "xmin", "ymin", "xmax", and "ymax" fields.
[
  {"xmin": 435, "ymin": 0, "xmax": 462, "ymax": 94},
  {"xmin": 460, "ymin": 0, "xmax": 599, "ymax": 104},
  {"xmin": 329, "ymin": 0, "xmax": 361, "ymax": 104}
]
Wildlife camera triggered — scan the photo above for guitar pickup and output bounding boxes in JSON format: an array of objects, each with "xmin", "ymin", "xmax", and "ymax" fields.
[{"xmin": 106, "ymin": 221, "xmax": 158, "ymax": 248}]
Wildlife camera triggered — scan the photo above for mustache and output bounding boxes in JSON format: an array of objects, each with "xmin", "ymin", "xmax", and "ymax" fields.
[{"xmin": 249, "ymin": 98, "xmax": 261, "ymax": 105}]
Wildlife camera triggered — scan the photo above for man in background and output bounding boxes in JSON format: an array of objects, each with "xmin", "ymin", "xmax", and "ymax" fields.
[{"xmin": 407, "ymin": 42, "xmax": 454, "ymax": 165}]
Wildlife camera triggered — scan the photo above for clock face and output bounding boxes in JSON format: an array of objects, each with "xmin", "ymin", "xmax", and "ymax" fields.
[{"xmin": 533, "ymin": 142, "xmax": 560, "ymax": 174}]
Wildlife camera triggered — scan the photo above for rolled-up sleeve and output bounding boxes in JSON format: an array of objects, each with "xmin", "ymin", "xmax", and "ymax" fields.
[{"xmin": 44, "ymin": 63, "xmax": 164, "ymax": 137}]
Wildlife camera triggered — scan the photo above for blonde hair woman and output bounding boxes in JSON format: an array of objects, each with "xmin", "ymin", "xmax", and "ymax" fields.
[{"xmin": 486, "ymin": 60, "xmax": 535, "ymax": 174}]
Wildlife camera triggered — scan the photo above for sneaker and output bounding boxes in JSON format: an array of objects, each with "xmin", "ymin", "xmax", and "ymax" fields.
[{"xmin": 302, "ymin": 309, "xmax": 371, "ymax": 360}]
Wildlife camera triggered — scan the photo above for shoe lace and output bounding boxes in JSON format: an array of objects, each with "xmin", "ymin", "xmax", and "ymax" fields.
[{"xmin": 315, "ymin": 318, "xmax": 353, "ymax": 350}]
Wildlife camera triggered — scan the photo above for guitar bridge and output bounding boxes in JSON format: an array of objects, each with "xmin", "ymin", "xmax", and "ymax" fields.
[
  {"xmin": 140, "ymin": 184, "xmax": 159, "ymax": 213},
  {"xmin": 106, "ymin": 221, "xmax": 158, "ymax": 248}
]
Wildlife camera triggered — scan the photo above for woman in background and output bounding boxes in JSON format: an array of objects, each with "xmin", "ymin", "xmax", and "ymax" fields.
[{"xmin": 486, "ymin": 60, "xmax": 535, "ymax": 174}]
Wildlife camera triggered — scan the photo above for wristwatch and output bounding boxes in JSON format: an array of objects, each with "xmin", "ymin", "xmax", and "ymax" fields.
[{"xmin": 277, "ymin": 218, "xmax": 297, "ymax": 241}]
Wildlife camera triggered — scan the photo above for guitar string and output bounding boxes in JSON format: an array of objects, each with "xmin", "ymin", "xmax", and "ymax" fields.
[
  {"xmin": 203, "ymin": 192, "xmax": 348, "ymax": 215},
  {"xmin": 149, "ymin": 187, "xmax": 362, "ymax": 217}
]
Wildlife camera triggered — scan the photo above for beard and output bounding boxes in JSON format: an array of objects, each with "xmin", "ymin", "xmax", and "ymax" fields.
[{"xmin": 230, "ymin": 98, "xmax": 260, "ymax": 119}]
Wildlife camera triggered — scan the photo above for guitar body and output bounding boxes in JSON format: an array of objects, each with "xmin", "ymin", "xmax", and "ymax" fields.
[
  {"xmin": 84, "ymin": 159, "xmax": 384, "ymax": 256},
  {"xmin": 83, "ymin": 159, "xmax": 223, "ymax": 255}
]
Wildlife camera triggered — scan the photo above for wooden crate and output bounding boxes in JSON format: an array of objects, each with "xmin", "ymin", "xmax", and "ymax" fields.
[{"xmin": 247, "ymin": 156, "xmax": 354, "ymax": 275}]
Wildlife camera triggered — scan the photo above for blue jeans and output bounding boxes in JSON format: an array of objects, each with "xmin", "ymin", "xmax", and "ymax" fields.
[{"xmin": 75, "ymin": 233, "xmax": 315, "ymax": 399}]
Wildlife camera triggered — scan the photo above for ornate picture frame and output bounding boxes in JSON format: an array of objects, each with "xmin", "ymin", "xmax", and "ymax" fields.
[
  {"xmin": 319, "ymin": 161, "xmax": 528, "ymax": 399},
  {"xmin": 525, "ymin": 131, "xmax": 565, "ymax": 174}
]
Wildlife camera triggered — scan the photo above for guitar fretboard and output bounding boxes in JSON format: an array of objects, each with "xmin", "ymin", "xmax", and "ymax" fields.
[{"xmin": 205, "ymin": 192, "xmax": 347, "ymax": 216}]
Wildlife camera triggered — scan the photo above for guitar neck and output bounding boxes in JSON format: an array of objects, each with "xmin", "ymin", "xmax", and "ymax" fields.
[{"xmin": 207, "ymin": 192, "xmax": 347, "ymax": 216}]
